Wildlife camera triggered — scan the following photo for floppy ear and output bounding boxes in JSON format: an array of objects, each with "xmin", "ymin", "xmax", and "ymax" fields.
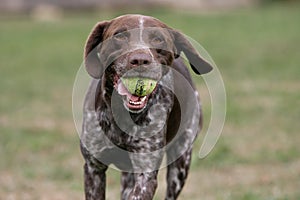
[
  {"xmin": 84, "ymin": 21, "xmax": 110, "ymax": 79},
  {"xmin": 173, "ymin": 30, "xmax": 213, "ymax": 75}
]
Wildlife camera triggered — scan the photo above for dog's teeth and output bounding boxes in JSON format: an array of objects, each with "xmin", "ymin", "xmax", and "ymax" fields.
[
  {"xmin": 129, "ymin": 100, "xmax": 142, "ymax": 105},
  {"xmin": 141, "ymin": 96, "xmax": 147, "ymax": 102},
  {"xmin": 128, "ymin": 96, "xmax": 147, "ymax": 105}
]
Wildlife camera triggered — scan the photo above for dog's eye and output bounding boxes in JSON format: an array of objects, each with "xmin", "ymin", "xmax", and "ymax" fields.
[
  {"xmin": 151, "ymin": 36, "xmax": 163, "ymax": 45},
  {"xmin": 114, "ymin": 32, "xmax": 129, "ymax": 41}
]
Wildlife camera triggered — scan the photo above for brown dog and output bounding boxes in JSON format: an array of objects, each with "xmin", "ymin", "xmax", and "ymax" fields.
[{"xmin": 80, "ymin": 14, "xmax": 213, "ymax": 200}]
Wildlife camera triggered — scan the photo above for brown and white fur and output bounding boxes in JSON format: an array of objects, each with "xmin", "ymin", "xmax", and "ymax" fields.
[{"xmin": 80, "ymin": 14, "xmax": 213, "ymax": 200}]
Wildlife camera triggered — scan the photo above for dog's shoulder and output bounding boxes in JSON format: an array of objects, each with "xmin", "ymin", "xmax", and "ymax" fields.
[
  {"xmin": 84, "ymin": 79, "xmax": 102, "ymax": 111},
  {"xmin": 172, "ymin": 57, "xmax": 195, "ymax": 88}
]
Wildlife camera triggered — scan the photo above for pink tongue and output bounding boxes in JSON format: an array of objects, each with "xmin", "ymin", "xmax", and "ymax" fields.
[
  {"xmin": 116, "ymin": 81, "xmax": 129, "ymax": 95},
  {"xmin": 116, "ymin": 81, "xmax": 141, "ymax": 101},
  {"xmin": 129, "ymin": 95, "xmax": 140, "ymax": 101}
]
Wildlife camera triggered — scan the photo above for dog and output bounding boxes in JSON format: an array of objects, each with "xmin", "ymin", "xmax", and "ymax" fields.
[{"xmin": 80, "ymin": 14, "xmax": 213, "ymax": 200}]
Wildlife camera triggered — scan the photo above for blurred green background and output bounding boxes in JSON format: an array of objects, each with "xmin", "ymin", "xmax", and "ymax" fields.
[{"xmin": 0, "ymin": 1, "xmax": 299, "ymax": 199}]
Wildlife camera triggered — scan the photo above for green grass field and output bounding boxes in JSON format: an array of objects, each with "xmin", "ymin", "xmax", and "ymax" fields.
[{"xmin": 1, "ymin": 3, "xmax": 300, "ymax": 199}]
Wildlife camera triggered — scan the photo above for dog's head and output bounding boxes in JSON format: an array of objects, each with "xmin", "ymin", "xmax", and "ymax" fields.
[{"xmin": 84, "ymin": 14, "xmax": 212, "ymax": 113}]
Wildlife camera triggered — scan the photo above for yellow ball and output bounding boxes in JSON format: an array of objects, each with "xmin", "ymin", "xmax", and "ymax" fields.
[{"xmin": 121, "ymin": 77, "xmax": 157, "ymax": 96}]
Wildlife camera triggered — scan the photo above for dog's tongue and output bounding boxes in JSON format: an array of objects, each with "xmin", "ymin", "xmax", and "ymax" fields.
[
  {"xmin": 116, "ymin": 81, "xmax": 140, "ymax": 101},
  {"xmin": 116, "ymin": 81, "xmax": 129, "ymax": 95}
]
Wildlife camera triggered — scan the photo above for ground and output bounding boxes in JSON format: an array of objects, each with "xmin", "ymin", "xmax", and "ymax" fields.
[{"xmin": 0, "ymin": 3, "xmax": 299, "ymax": 200}]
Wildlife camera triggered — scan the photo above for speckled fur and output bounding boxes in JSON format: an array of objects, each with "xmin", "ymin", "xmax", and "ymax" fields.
[{"xmin": 80, "ymin": 14, "xmax": 212, "ymax": 200}]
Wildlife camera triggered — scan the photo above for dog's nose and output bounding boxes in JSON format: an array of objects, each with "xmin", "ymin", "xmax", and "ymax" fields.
[{"xmin": 129, "ymin": 52, "xmax": 152, "ymax": 67}]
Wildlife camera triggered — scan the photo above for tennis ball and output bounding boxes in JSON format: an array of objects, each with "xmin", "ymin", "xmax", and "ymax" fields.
[{"xmin": 121, "ymin": 77, "xmax": 157, "ymax": 96}]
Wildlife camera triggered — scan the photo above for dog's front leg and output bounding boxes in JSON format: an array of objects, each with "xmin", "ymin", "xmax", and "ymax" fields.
[
  {"xmin": 128, "ymin": 171, "xmax": 159, "ymax": 200},
  {"xmin": 84, "ymin": 162, "xmax": 108, "ymax": 200}
]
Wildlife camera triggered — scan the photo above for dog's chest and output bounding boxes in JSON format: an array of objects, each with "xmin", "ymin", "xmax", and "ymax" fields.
[{"xmin": 81, "ymin": 86, "xmax": 174, "ymax": 156}]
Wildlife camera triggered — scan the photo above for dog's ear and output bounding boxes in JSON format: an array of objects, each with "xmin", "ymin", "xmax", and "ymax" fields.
[
  {"xmin": 84, "ymin": 21, "xmax": 110, "ymax": 79},
  {"xmin": 172, "ymin": 30, "xmax": 213, "ymax": 75}
]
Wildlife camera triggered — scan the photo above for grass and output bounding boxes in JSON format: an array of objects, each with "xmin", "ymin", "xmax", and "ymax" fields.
[{"xmin": 1, "ymin": 3, "xmax": 300, "ymax": 199}]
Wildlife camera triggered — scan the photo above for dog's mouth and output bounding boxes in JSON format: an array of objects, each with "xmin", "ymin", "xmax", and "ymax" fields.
[{"xmin": 115, "ymin": 77, "xmax": 158, "ymax": 112}]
